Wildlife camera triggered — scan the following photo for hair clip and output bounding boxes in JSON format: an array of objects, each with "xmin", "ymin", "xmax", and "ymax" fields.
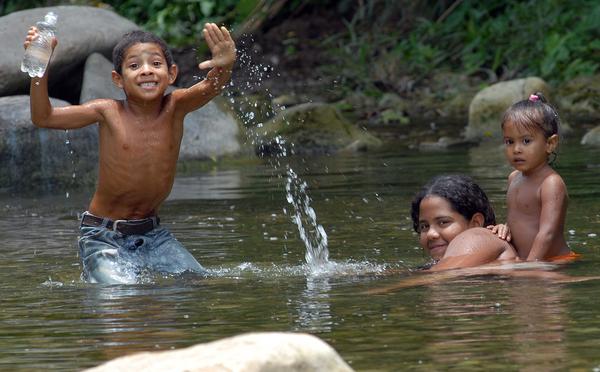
[{"xmin": 529, "ymin": 94, "xmax": 540, "ymax": 102}]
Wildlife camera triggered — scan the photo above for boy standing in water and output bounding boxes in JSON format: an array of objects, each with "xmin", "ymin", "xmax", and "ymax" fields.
[
  {"xmin": 24, "ymin": 23, "xmax": 236, "ymax": 283},
  {"xmin": 495, "ymin": 93, "xmax": 575, "ymax": 261}
]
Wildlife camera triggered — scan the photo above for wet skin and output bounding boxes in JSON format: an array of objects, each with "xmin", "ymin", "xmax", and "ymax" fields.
[
  {"xmin": 418, "ymin": 196, "xmax": 517, "ymax": 271},
  {"xmin": 26, "ymin": 23, "xmax": 236, "ymax": 220},
  {"xmin": 502, "ymin": 120, "xmax": 569, "ymax": 260}
]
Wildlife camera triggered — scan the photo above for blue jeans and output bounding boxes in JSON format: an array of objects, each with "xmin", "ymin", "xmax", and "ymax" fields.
[{"xmin": 78, "ymin": 224, "xmax": 206, "ymax": 284}]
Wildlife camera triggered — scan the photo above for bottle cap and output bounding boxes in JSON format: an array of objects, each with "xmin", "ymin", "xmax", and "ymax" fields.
[{"xmin": 44, "ymin": 12, "xmax": 58, "ymax": 25}]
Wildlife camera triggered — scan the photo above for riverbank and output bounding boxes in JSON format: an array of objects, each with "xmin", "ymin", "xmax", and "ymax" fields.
[{"xmin": 172, "ymin": 9, "xmax": 600, "ymax": 148}]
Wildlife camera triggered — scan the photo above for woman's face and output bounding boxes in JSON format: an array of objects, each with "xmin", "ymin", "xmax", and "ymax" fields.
[{"xmin": 417, "ymin": 195, "xmax": 473, "ymax": 260}]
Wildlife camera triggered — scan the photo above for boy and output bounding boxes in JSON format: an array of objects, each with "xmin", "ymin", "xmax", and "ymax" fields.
[{"xmin": 24, "ymin": 23, "xmax": 236, "ymax": 283}]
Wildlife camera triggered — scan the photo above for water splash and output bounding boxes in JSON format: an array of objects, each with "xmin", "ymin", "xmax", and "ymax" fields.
[
  {"xmin": 63, "ymin": 129, "xmax": 77, "ymax": 199},
  {"xmin": 222, "ymin": 36, "xmax": 331, "ymax": 272},
  {"xmin": 284, "ymin": 166, "xmax": 329, "ymax": 270}
]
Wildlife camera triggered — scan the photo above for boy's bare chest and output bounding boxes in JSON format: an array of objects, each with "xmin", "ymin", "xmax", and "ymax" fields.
[{"xmin": 103, "ymin": 116, "xmax": 182, "ymax": 158}]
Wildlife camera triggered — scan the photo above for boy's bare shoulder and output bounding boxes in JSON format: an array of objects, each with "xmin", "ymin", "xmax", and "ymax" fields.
[
  {"xmin": 81, "ymin": 97, "xmax": 121, "ymax": 111},
  {"xmin": 69, "ymin": 98, "xmax": 125, "ymax": 127}
]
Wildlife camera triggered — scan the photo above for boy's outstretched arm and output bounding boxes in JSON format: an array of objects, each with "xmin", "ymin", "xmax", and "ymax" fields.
[
  {"xmin": 174, "ymin": 23, "xmax": 236, "ymax": 114},
  {"xmin": 25, "ymin": 27, "xmax": 104, "ymax": 129}
]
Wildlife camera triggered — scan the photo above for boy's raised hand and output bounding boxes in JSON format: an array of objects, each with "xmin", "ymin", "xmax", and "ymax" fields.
[
  {"xmin": 198, "ymin": 23, "xmax": 236, "ymax": 71},
  {"xmin": 23, "ymin": 26, "xmax": 57, "ymax": 50}
]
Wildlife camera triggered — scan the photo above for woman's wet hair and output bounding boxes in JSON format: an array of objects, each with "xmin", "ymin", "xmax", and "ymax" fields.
[
  {"xmin": 501, "ymin": 91, "xmax": 561, "ymax": 139},
  {"xmin": 410, "ymin": 174, "xmax": 496, "ymax": 233},
  {"xmin": 112, "ymin": 30, "xmax": 174, "ymax": 75}
]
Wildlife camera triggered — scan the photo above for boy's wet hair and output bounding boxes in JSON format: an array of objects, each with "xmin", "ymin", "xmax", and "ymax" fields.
[
  {"xmin": 112, "ymin": 30, "xmax": 174, "ymax": 75},
  {"xmin": 501, "ymin": 91, "xmax": 561, "ymax": 139},
  {"xmin": 410, "ymin": 174, "xmax": 496, "ymax": 233}
]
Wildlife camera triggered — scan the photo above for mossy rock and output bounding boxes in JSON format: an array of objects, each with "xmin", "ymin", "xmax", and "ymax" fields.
[
  {"xmin": 581, "ymin": 126, "xmax": 600, "ymax": 146},
  {"xmin": 256, "ymin": 102, "xmax": 382, "ymax": 155},
  {"xmin": 556, "ymin": 74, "xmax": 600, "ymax": 121},
  {"xmin": 465, "ymin": 77, "xmax": 550, "ymax": 142}
]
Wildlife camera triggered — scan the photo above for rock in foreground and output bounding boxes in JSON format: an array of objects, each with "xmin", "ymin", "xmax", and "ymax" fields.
[{"xmin": 85, "ymin": 332, "xmax": 354, "ymax": 372}]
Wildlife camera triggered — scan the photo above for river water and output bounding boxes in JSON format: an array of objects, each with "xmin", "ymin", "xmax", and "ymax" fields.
[{"xmin": 1, "ymin": 139, "xmax": 600, "ymax": 371}]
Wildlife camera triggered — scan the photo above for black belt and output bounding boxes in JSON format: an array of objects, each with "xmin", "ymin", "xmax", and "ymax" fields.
[{"xmin": 81, "ymin": 212, "xmax": 160, "ymax": 235}]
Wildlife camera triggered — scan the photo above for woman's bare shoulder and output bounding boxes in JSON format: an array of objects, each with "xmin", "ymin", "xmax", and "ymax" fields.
[{"xmin": 445, "ymin": 227, "xmax": 515, "ymax": 257}]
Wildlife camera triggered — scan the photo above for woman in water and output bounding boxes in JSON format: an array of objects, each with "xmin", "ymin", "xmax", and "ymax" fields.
[{"xmin": 410, "ymin": 174, "xmax": 517, "ymax": 271}]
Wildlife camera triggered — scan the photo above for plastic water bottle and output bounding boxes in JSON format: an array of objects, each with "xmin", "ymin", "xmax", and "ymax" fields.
[{"xmin": 21, "ymin": 12, "xmax": 58, "ymax": 78}]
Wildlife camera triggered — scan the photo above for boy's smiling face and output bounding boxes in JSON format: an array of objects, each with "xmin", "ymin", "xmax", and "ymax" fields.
[{"xmin": 112, "ymin": 42, "xmax": 177, "ymax": 101}]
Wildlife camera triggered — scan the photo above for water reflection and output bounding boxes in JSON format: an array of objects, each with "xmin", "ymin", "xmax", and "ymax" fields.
[
  {"xmin": 168, "ymin": 169, "xmax": 243, "ymax": 200},
  {"xmin": 1, "ymin": 143, "xmax": 600, "ymax": 371},
  {"xmin": 80, "ymin": 285, "xmax": 195, "ymax": 360},
  {"xmin": 508, "ymin": 280, "xmax": 568, "ymax": 371},
  {"xmin": 294, "ymin": 275, "xmax": 333, "ymax": 332},
  {"xmin": 416, "ymin": 276, "xmax": 569, "ymax": 370}
]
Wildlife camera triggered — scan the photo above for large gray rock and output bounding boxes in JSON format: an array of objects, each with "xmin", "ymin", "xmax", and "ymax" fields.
[
  {"xmin": 80, "ymin": 52, "xmax": 241, "ymax": 159},
  {"xmin": 180, "ymin": 100, "xmax": 242, "ymax": 160},
  {"xmin": 465, "ymin": 77, "xmax": 550, "ymax": 141},
  {"xmin": 79, "ymin": 52, "xmax": 125, "ymax": 103},
  {"xmin": 0, "ymin": 5, "xmax": 138, "ymax": 97},
  {"xmin": 0, "ymin": 95, "xmax": 97, "ymax": 191},
  {"xmin": 581, "ymin": 126, "xmax": 600, "ymax": 146},
  {"xmin": 84, "ymin": 332, "xmax": 354, "ymax": 372},
  {"xmin": 256, "ymin": 102, "xmax": 382, "ymax": 155}
]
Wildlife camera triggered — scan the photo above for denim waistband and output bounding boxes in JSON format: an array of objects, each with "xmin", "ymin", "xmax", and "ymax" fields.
[{"xmin": 80, "ymin": 211, "xmax": 160, "ymax": 235}]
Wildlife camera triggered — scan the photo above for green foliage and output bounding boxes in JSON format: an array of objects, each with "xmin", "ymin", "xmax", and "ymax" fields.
[
  {"xmin": 102, "ymin": 0, "xmax": 255, "ymax": 47},
  {"xmin": 396, "ymin": 0, "xmax": 600, "ymax": 83},
  {"xmin": 323, "ymin": 0, "xmax": 600, "ymax": 86},
  {"xmin": 1, "ymin": 0, "xmax": 260, "ymax": 47},
  {"xmin": 1, "ymin": 0, "xmax": 63, "ymax": 15},
  {"xmin": 3, "ymin": 0, "xmax": 599, "ymax": 84}
]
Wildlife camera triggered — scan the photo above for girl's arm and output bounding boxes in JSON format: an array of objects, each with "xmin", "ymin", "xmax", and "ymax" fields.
[
  {"xmin": 526, "ymin": 174, "xmax": 568, "ymax": 260},
  {"xmin": 488, "ymin": 223, "xmax": 511, "ymax": 241}
]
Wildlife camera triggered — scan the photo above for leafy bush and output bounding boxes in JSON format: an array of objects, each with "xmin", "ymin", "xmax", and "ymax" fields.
[
  {"xmin": 3, "ymin": 0, "xmax": 599, "ymax": 83},
  {"xmin": 102, "ymin": 0, "xmax": 251, "ymax": 47},
  {"xmin": 326, "ymin": 0, "xmax": 600, "ymax": 86},
  {"xmin": 1, "ymin": 0, "xmax": 258, "ymax": 47}
]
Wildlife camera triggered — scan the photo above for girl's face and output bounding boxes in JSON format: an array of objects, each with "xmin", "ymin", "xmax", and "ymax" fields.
[
  {"xmin": 502, "ymin": 120, "xmax": 558, "ymax": 175},
  {"xmin": 417, "ymin": 196, "xmax": 477, "ymax": 260}
]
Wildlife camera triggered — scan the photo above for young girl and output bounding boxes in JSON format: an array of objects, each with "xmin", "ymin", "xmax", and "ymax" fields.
[
  {"xmin": 498, "ymin": 92, "xmax": 575, "ymax": 261},
  {"xmin": 411, "ymin": 175, "xmax": 517, "ymax": 271}
]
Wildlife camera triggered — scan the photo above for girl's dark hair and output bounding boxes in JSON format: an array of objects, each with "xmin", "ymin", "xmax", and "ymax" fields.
[
  {"xmin": 410, "ymin": 175, "xmax": 496, "ymax": 232},
  {"xmin": 112, "ymin": 30, "xmax": 174, "ymax": 74},
  {"xmin": 501, "ymin": 91, "xmax": 561, "ymax": 139}
]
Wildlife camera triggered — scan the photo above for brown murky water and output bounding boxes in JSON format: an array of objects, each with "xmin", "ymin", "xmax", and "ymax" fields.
[{"xmin": 1, "ymin": 139, "xmax": 600, "ymax": 370}]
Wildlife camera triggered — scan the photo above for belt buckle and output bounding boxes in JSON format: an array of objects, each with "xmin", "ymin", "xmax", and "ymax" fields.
[{"xmin": 113, "ymin": 219, "xmax": 127, "ymax": 233}]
